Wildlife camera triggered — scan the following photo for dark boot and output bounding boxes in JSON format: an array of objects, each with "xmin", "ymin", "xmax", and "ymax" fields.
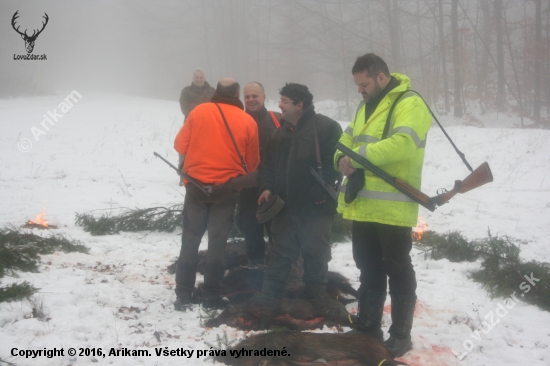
[
  {"xmin": 174, "ymin": 293, "xmax": 194, "ymax": 311},
  {"xmin": 384, "ymin": 294, "xmax": 416, "ymax": 357},
  {"xmin": 261, "ymin": 255, "xmax": 291, "ymax": 299},
  {"xmin": 347, "ymin": 289, "xmax": 386, "ymax": 341}
]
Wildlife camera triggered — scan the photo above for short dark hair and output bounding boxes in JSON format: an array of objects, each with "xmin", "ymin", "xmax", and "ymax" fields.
[
  {"xmin": 279, "ymin": 83, "xmax": 313, "ymax": 109},
  {"xmin": 216, "ymin": 81, "xmax": 240, "ymax": 97},
  {"xmin": 352, "ymin": 53, "xmax": 390, "ymax": 78}
]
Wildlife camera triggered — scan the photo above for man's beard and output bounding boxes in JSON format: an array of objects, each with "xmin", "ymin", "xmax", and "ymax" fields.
[{"xmin": 362, "ymin": 81, "xmax": 383, "ymax": 102}]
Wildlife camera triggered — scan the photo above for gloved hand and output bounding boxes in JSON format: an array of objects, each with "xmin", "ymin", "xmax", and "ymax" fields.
[
  {"xmin": 345, "ymin": 169, "xmax": 365, "ymax": 203},
  {"xmin": 311, "ymin": 183, "xmax": 327, "ymax": 205}
]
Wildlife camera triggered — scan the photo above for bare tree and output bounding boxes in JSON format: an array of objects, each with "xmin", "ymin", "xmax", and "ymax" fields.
[
  {"xmin": 451, "ymin": 0, "xmax": 463, "ymax": 117},
  {"xmin": 495, "ymin": 0, "xmax": 506, "ymax": 110},
  {"xmin": 386, "ymin": 0, "xmax": 402, "ymax": 70},
  {"xmin": 438, "ymin": 0, "xmax": 450, "ymax": 113},
  {"xmin": 534, "ymin": 0, "xmax": 542, "ymax": 120}
]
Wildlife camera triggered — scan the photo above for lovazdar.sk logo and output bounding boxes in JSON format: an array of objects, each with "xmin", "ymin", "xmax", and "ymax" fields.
[{"xmin": 12, "ymin": 10, "xmax": 48, "ymax": 60}]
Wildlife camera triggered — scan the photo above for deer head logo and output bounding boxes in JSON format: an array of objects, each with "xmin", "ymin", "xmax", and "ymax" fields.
[{"xmin": 12, "ymin": 11, "xmax": 49, "ymax": 54}]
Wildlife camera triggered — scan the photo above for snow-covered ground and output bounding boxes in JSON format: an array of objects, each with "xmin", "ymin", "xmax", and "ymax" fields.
[{"xmin": 0, "ymin": 92, "xmax": 549, "ymax": 365}]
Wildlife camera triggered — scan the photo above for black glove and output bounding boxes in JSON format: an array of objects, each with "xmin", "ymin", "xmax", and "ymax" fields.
[
  {"xmin": 311, "ymin": 183, "xmax": 327, "ymax": 204},
  {"xmin": 345, "ymin": 169, "xmax": 365, "ymax": 203}
]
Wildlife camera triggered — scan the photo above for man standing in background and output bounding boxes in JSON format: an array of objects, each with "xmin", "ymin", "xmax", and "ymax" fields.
[
  {"xmin": 178, "ymin": 69, "xmax": 215, "ymax": 185},
  {"xmin": 239, "ymin": 81, "xmax": 281, "ymax": 267},
  {"xmin": 173, "ymin": 78, "xmax": 259, "ymax": 311},
  {"xmin": 179, "ymin": 69, "xmax": 215, "ymax": 119}
]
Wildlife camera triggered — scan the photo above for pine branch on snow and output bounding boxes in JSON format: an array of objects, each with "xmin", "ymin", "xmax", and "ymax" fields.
[
  {"xmin": 415, "ymin": 230, "xmax": 550, "ymax": 312},
  {"xmin": 75, "ymin": 205, "xmax": 184, "ymax": 235},
  {"xmin": 0, "ymin": 226, "xmax": 89, "ymax": 303},
  {"xmin": 0, "ymin": 226, "xmax": 89, "ymax": 276},
  {"xmin": 0, "ymin": 282, "xmax": 38, "ymax": 303}
]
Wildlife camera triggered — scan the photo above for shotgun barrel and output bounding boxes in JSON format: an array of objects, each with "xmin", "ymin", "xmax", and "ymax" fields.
[{"xmin": 336, "ymin": 143, "xmax": 436, "ymax": 211}]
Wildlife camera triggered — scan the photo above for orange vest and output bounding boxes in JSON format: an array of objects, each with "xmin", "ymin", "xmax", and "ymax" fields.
[{"xmin": 174, "ymin": 102, "xmax": 260, "ymax": 185}]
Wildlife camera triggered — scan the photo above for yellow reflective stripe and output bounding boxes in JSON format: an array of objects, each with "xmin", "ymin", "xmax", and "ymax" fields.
[
  {"xmin": 340, "ymin": 184, "xmax": 415, "ymax": 203},
  {"xmin": 344, "ymin": 126, "xmax": 354, "ymax": 136},
  {"xmin": 387, "ymin": 92, "xmax": 427, "ymax": 148},
  {"xmin": 391, "ymin": 126, "xmax": 424, "ymax": 147},
  {"xmin": 358, "ymin": 145, "xmax": 367, "ymax": 159},
  {"xmin": 352, "ymin": 135, "xmax": 380, "ymax": 144}
]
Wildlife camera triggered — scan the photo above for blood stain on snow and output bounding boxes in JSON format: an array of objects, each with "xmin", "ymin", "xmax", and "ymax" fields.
[{"xmin": 397, "ymin": 344, "xmax": 459, "ymax": 366}]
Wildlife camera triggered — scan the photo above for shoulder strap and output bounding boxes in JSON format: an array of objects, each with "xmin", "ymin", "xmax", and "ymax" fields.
[
  {"xmin": 269, "ymin": 111, "xmax": 281, "ymax": 128},
  {"xmin": 312, "ymin": 117, "xmax": 323, "ymax": 177},
  {"xmin": 382, "ymin": 90, "xmax": 409, "ymax": 140},
  {"xmin": 383, "ymin": 89, "xmax": 474, "ymax": 173},
  {"xmin": 214, "ymin": 103, "xmax": 248, "ymax": 173}
]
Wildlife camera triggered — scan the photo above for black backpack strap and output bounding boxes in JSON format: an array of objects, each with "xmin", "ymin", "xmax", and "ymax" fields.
[
  {"xmin": 382, "ymin": 90, "xmax": 409, "ymax": 140},
  {"xmin": 214, "ymin": 103, "xmax": 248, "ymax": 173},
  {"xmin": 312, "ymin": 117, "xmax": 323, "ymax": 177},
  {"xmin": 383, "ymin": 90, "xmax": 473, "ymax": 173}
]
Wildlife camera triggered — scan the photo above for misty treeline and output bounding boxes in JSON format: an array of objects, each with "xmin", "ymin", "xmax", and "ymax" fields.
[
  {"xmin": 190, "ymin": 0, "xmax": 549, "ymax": 125},
  {"xmin": 2, "ymin": 0, "xmax": 549, "ymax": 126}
]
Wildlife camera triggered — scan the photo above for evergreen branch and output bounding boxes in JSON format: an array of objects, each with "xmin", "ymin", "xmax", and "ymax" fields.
[
  {"xmin": 75, "ymin": 205, "xmax": 184, "ymax": 235},
  {"xmin": 415, "ymin": 229, "xmax": 550, "ymax": 312},
  {"xmin": 0, "ymin": 282, "xmax": 39, "ymax": 303}
]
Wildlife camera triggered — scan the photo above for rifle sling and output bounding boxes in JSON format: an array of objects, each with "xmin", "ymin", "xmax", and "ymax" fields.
[
  {"xmin": 215, "ymin": 103, "xmax": 248, "ymax": 173},
  {"xmin": 382, "ymin": 89, "xmax": 473, "ymax": 172}
]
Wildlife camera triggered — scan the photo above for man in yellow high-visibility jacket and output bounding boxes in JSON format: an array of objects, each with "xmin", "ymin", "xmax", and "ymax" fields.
[{"xmin": 334, "ymin": 53, "xmax": 431, "ymax": 358}]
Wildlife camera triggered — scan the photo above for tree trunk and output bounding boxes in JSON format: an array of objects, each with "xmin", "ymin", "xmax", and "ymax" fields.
[
  {"xmin": 495, "ymin": 0, "xmax": 505, "ymax": 110},
  {"xmin": 480, "ymin": 0, "xmax": 491, "ymax": 101},
  {"xmin": 386, "ymin": 0, "xmax": 401, "ymax": 70},
  {"xmin": 534, "ymin": 0, "xmax": 542, "ymax": 120},
  {"xmin": 438, "ymin": 0, "xmax": 450, "ymax": 113},
  {"xmin": 451, "ymin": 0, "xmax": 463, "ymax": 117}
]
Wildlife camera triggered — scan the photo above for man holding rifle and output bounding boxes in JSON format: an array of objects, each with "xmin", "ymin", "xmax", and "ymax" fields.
[
  {"xmin": 335, "ymin": 54, "xmax": 431, "ymax": 357},
  {"xmin": 173, "ymin": 78, "xmax": 259, "ymax": 311}
]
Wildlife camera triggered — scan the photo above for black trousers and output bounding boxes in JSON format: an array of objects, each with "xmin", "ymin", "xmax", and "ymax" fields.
[
  {"xmin": 175, "ymin": 184, "xmax": 237, "ymax": 298},
  {"xmin": 352, "ymin": 221, "xmax": 416, "ymax": 297},
  {"xmin": 237, "ymin": 187, "xmax": 271, "ymax": 266},
  {"xmin": 262, "ymin": 208, "xmax": 333, "ymax": 299}
]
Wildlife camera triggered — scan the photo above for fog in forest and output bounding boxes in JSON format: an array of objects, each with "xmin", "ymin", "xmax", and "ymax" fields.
[{"xmin": 1, "ymin": 0, "xmax": 548, "ymax": 123}]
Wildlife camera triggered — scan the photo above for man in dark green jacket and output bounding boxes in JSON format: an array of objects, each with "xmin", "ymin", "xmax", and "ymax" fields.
[
  {"xmin": 179, "ymin": 69, "xmax": 215, "ymax": 119},
  {"xmin": 258, "ymin": 83, "xmax": 342, "ymax": 300},
  {"xmin": 178, "ymin": 69, "xmax": 215, "ymax": 185}
]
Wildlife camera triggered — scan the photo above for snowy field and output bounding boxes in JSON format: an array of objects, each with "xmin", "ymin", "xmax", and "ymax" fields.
[{"xmin": 0, "ymin": 92, "xmax": 549, "ymax": 365}]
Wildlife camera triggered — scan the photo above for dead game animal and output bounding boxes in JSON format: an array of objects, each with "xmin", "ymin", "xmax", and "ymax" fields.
[
  {"xmin": 205, "ymin": 297, "xmax": 356, "ymax": 331},
  {"xmin": 214, "ymin": 330, "xmax": 400, "ymax": 366}
]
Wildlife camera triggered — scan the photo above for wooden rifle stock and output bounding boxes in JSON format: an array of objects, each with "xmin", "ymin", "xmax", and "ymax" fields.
[{"xmin": 429, "ymin": 162, "xmax": 493, "ymax": 206}]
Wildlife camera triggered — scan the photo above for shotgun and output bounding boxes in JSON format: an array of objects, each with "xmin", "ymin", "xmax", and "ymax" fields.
[
  {"xmin": 310, "ymin": 167, "xmax": 339, "ymax": 202},
  {"xmin": 336, "ymin": 143, "xmax": 493, "ymax": 211},
  {"xmin": 154, "ymin": 152, "xmax": 259, "ymax": 194},
  {"xmin": 153, "ymin": 152, "xmax": 213, "ymax": 196}
]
